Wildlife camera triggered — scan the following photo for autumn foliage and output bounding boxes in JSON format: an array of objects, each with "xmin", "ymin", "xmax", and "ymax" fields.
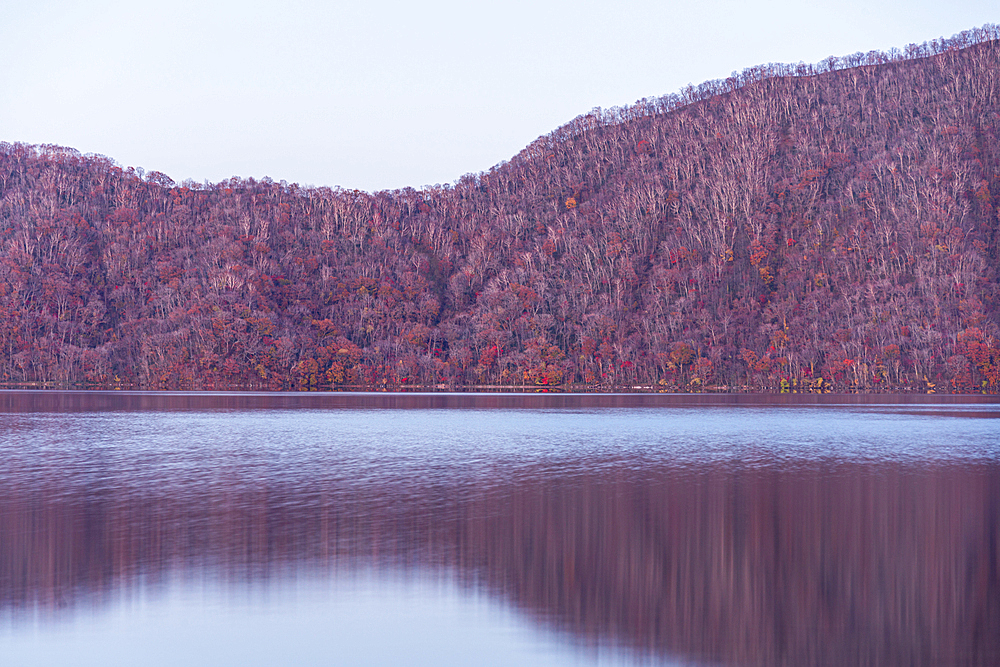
[{"xmin": 1, "ymin": 26, "xmax": 999, "ymax": 392}]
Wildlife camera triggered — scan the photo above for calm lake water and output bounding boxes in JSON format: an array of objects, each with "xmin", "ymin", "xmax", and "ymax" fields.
[{"xmin": 1, "ymin": 391, "xmax": 998, "ymax": 666}]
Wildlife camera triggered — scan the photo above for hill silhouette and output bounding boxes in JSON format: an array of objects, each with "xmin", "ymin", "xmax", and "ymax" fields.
[{"xmin": 1, "ymin": 25, "xmax": 998, "ymax": 392}]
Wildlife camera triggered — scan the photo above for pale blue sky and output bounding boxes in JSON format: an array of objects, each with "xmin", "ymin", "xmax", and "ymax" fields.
[{"xmin": 1, "ymin": 1, "xmax": 995, "ymax": 192}]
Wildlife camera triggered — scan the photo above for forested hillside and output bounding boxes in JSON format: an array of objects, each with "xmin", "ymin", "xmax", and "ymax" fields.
[{"xmin": 1, "ymin": 26, "xmax": 999, "ymax": 392}]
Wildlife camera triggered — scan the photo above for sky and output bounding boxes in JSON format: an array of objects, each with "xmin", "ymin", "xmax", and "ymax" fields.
[{"xmin": 1, "ymin": 1, "xmax": 996, "ymax": 192}]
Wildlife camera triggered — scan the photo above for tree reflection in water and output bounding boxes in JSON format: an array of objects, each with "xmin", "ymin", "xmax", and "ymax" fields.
[{"xmin": 0, "ymin": 395, "xmax": 998, "ymax": 666}]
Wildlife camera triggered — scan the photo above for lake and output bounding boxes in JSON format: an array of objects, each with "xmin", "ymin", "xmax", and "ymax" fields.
[{"xmin": 1, "ymin": 391, "xmax": 998, "ymax": 666}]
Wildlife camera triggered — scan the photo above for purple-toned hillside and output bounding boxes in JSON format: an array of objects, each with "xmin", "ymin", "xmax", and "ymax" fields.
[{"xmin": 1, "ymin": 27, "xmax": 998, "ymax": 391}]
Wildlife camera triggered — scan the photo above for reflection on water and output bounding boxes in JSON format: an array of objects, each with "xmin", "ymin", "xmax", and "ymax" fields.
[{"xmin": 1, "ymin": 392, "xmax": 998, "ymax": 666}]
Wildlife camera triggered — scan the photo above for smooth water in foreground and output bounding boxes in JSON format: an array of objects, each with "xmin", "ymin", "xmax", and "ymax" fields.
[{"xmin": 1, "ymin": 392, "xmax": 998, "ymax": 666}]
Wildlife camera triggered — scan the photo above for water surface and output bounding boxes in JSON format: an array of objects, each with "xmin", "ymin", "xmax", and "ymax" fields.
[{"xmin": 1, "ymin": 392, "xmax": 998, "ymax": 666}]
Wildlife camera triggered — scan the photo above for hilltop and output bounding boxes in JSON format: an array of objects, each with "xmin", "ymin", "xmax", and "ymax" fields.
[{"xmin": 1, "ymin": 26, "xmax": 998, "ymax": 392}]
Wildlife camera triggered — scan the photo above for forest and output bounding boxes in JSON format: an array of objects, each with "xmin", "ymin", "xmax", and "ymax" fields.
[{"xmin": 0, "ymin": 26, "xmax": 998, "ymax": 392}]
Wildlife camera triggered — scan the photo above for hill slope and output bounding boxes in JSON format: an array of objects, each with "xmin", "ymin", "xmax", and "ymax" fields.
[{"xmin": 1, "ymin": 26, "xmax": 999, "ymax": 391}]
